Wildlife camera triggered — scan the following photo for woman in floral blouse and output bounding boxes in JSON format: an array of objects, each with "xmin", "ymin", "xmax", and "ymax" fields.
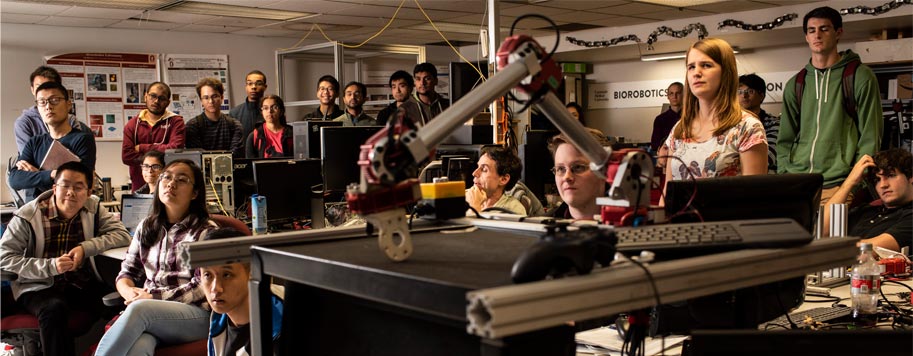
[{"xmin": 663, "ymin": 37, "xmax": 768, "ymax": 188}]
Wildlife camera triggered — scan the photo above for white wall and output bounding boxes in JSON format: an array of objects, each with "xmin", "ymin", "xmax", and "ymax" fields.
[{"xmin": 1, "ymin": 23, "xmax": 462, "ymax": 203}]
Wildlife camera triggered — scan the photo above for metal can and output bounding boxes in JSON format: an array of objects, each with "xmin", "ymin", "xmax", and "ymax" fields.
[{"xmin": 251, "ymin": 194, "xmax": 268, "ymax": 235}]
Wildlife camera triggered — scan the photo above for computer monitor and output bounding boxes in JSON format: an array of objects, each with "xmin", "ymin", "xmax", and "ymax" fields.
[
  {"xmin": 164, "ymin": 149, "xmax": 202, "ymax": 168},
  {"xmin": 120, "ymin": 194, "xmax": 154, "ymax": 235},
  {"xmin": 253, "ymin": 159, "xmax": 323, "ymax": 223},
  {"xmin": 320, "ymin": 126, "xmax": 384, "ymax": 192},
  {"xmin": 233, "ymin": 157, "xmax": 290, "ymax": 219},
  {"xmin": 664, "ymin": 173, "xmax": 823, "ymax": 233},
  {"xmin": 292, "ymin": 120, "xmax": 343, "ymax": 160},
  {"xmin": 521, "ymin": 130, "xmax": 557, "ymax": 204},
  {"xmin": 450, "ymin": 61, "xmax": 488, "ymax": 106}
]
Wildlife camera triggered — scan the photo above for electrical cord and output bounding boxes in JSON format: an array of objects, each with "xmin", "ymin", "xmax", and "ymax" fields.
[
  {"xmin": 413, "ymin": 0, "xmax": 486, "ymax": 79},
  {"xmin": 508, "ymin": 14, "xmax": 560, "ymax": 62},
  {"xmin": 655, "ymin": 154, "xmax": 703, "ymax": 223},
  {"xmin": 619, "ymin": 254, "xmax": 664, "ymax": 356},
  {"xmin": 207, "ymin": 178, "xmax": 230, "ymax": 216},
  {"xmin": 504, "ymin": 14, "xmax": 560, "ymax": 113},
  {"xmin": 802, "ymin": 295, "xmax": 842, "ymax": 303}
]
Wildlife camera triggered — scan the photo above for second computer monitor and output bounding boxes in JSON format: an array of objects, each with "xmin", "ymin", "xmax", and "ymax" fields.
[
  {"xmin": 253, "ymin": 159, "xmax": 323, "ymax": 223},
  {"xmin": 664, "ymin": 173, "xmax": 823, "ymax": 232},
  {"xmin": 321, "ymin": 126, "xmax": 384, "ymax": 192}
]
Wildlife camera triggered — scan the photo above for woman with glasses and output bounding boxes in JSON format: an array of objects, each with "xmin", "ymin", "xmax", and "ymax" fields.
[
  {"xmin": 134, "ymin": 150, "xmax": 165, "ymax": 194},
  {"xmin": 245, "ymin": 94, "xmax": 292, "ymax": 158},
  {"xmin": 662, "ymin": 38, "xmax": 767, "ymax": 189},
  {"xmin": 95, "ymin": 159, "xmax": 216, "ymax": 355},
  {"xmin": 547, "ymin": 128, "xmax": 610, "ymax": 220}
]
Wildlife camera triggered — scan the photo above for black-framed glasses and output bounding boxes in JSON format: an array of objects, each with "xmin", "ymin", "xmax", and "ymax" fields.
[
  {"xmin": 550, "ymin": 164, "xmax": 589, "ymax": 176},
  {"xmin": 246, "ymin": 80, "xmax": 266, "ymax": 87},
  {"xmin": 141, "ymin": 164, "xmax": 164, "ymax": 171},
  {"xmin": 146, "ymin": 93, "xmax": 169, "ymax": 103},
  {"xmin": 36, "ymin": 96, "xmax": 65, "ymax": 107},
  {"xmin": 737, "ymin": 89, "xmax": 759, "ymax": 96}
]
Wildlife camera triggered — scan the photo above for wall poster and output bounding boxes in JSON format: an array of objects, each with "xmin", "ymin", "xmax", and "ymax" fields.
[{"xmin": 46, "ymin": 53, "xmax": 159, "ymax": 141}]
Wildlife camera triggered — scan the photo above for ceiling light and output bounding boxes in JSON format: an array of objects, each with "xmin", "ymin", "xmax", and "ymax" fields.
[
  {"xmin": 634, "ymin": 0, "xmax": 728, "ymax": 7},
  {"xmin": 641, "ymin": 47, "xmax": 739, "ymax": 62},
  {"xmin": 159, "ymin": 1, "xmax": 311, "ymax": 21}
]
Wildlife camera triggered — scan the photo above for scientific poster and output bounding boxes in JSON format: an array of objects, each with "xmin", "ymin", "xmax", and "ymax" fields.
[
  {"xmin": 46, "ymin": 53, "xmax": 160, "ymax": 140},
  {"xmin": 163, "ymin": 54, "xmax": 231, "ymax": 120}
]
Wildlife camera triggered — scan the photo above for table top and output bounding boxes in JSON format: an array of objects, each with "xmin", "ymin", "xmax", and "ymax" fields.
[{"xmin": 251, "ymin": 225, "xmax": 542, "ymax": 321}]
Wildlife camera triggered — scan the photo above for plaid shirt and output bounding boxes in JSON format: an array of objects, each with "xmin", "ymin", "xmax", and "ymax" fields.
[
  {"xmin": 116, "ymin": 216, "xmax": 216, "ymax": 308},
  {"xmin": 39, "ymin": 196, "xmax": 84, "ymax": 259}
]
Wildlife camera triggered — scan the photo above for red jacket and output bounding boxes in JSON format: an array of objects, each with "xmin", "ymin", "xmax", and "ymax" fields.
[{"xmin": 122, "ymin": 110, "xmax": 185, "ymax": 190}]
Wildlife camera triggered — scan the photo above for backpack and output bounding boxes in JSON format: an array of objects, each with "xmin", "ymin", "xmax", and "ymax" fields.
[{"xmin": 794, "ymin": 59, "xmax": 862, "ymax": 122}]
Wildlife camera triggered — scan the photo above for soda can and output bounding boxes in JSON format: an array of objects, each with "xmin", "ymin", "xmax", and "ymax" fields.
[{"xmin": 252, "ymin": 194, "xmax": 268, "ymax": 235}]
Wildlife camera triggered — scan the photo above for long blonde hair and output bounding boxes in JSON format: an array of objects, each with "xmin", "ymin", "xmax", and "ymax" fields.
[{"xmin": 673, "ymin": 38, "xmax": 743, "ymax": 139}]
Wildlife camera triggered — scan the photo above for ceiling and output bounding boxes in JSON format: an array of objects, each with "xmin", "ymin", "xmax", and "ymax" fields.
[{"xmin": 1, "ymin": 0, "xmax": 828, "ymax": 47}]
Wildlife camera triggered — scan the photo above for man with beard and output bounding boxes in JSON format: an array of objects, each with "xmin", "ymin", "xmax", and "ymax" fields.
[
  {"xmin": 122, "ymin": 82, "xmax": 186, "ymax": 191},
  {"xmin": 333, "ymin": 81, "xmax": 376, "ymax": 126}
]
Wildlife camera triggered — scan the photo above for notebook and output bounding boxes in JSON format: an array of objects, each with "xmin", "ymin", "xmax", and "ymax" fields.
[
  {"xmin": 120, "ymin": 194, "xmax": 154, "ymax": 235},
  {"xmin": 39, "ymin": 140, "xmax": 80, "ymax": 171}
]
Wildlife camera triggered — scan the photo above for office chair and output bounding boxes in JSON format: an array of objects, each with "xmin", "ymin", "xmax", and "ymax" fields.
[{"xmin": 6, "ymin": 154, "xmax": 29, "ymax": 208}]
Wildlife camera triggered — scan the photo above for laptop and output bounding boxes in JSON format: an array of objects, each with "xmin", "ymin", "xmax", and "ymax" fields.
[{"xmin": 120, "ymin": 194, "xmax": 154, "ymax": 235}]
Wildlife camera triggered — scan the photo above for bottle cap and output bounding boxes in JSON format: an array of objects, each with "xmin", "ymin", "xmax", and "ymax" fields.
[{"xmin": 860, "ymin": 242, "xmax": 873, "ymax": 251}]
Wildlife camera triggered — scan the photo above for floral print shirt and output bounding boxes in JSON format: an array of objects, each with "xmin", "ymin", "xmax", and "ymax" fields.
[{"xmin": 665, "ymin": 111, "xmax": 766, "ymax": 181}]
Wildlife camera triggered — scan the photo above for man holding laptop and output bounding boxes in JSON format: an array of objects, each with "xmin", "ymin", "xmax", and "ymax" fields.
[{"xmin": 8, "ymin": 82, "xmax": 96, "ymax": 203}]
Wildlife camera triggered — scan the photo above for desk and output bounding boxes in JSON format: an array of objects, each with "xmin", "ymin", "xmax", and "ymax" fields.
[
  {"xmin": 242, "ymin": 221, "xmax": 856, "ymax": 356},
  {"xmin": 248, "ymin": 224, "xmax": 577, "ymax": 355}
]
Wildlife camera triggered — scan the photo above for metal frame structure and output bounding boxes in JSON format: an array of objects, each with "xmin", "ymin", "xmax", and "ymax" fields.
[{"xmin": 274, "ymin": 42, "xmax": 426, "ymax": 109}]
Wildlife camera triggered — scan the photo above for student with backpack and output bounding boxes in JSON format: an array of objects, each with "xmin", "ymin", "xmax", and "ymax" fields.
[{"xmin": 778, "ymin": 6, "xmax": 884, "ymax": 204}]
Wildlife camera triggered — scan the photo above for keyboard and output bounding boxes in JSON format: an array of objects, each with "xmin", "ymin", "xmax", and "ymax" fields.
[
  {"xmin": 614, "ymin": 218, "xmax": 813, "ymax": 259},
  {"xmin": 760, "ymin": 306, "xmax": 853, "ymax": 329}
]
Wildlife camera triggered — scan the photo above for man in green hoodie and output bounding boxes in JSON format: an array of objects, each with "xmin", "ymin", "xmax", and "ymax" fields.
[{"xmin": 778, "ymin": 6, "xmax": 883, "ymax": 204}]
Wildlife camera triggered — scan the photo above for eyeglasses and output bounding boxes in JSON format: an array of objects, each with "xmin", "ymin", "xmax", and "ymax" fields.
[
  {"xmin": 36, "ymin": 96, "xmax": 65, "ymax": 107},
  {"xmin": 160, "ymin": 174, "xmax": 193, "ymax": 186},
  {"xmin": 141, "ymin": 164, "xmax": 163, "ymax": 171},
  {"xmin": 261, "ymin": 105, "xmax": 281, "ymax": 112},
  {"xmin": 146, "ymin": 93, "xmax": 169, "ymax": 103},
  {"xmin": 737, "ymin": 89, "xmax": 759, "ymax": 96},
  {"xmin": 246, "ymin": 80, "xmax": 266, "ymax": 87},
  {"xmin": 550, "ymin": 164, "xmax": 589, "ymax": 176},
  {"xmin": 55, "ymin": 183, "xmax": 87, "ymax": 193},
  {"xmin": 201, "ymin": 94, "xmax": 222, "ymax": 102},
  {"xmin": 317, "ymin": 86, "xmax": 336, "ymax": 93}
]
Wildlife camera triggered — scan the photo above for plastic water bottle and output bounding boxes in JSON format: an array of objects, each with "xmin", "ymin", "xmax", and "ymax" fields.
[
  {"xmin": 251, "ymin": 194, "xmax": 268, "ymax": 235},
  {"xmin": 850, "ymin": 243, "xmax": 880, "ymax": 326}
]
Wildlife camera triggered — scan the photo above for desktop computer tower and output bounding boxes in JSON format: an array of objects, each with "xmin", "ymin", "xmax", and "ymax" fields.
[
  {"xmin": 292, "ymin": 121, "xmax": 343, "ymax": 160},
  {"xmin": 201, "ymin": 152, "xmax": 234, "ymax": 214}
]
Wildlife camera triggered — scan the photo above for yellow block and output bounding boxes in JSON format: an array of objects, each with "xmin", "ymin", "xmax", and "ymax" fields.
[{"xmin": 420, "ymin": 181, "xmax": 465, "ymax": 199}]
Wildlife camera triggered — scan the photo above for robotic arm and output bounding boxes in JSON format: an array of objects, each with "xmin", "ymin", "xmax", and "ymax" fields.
[{"xmin": 346, "ymin": 35, "xmax": 652, "ymax": 262}]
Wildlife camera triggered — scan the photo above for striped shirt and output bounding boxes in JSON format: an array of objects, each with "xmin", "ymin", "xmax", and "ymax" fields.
[
  {"xmin": 39, "ymin": 196, "xmax": 84, "ymax": 259},
  {"xmin": 116, "ymin": 216, "xmax": 216, "ymax": 308},
  {"xmin": 185, "ymin": 113, "xmax": 244, "ymax": 157},
  {"xmin": 758, "ymin": 109, "xmax": 780, "ymax": 174}
]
